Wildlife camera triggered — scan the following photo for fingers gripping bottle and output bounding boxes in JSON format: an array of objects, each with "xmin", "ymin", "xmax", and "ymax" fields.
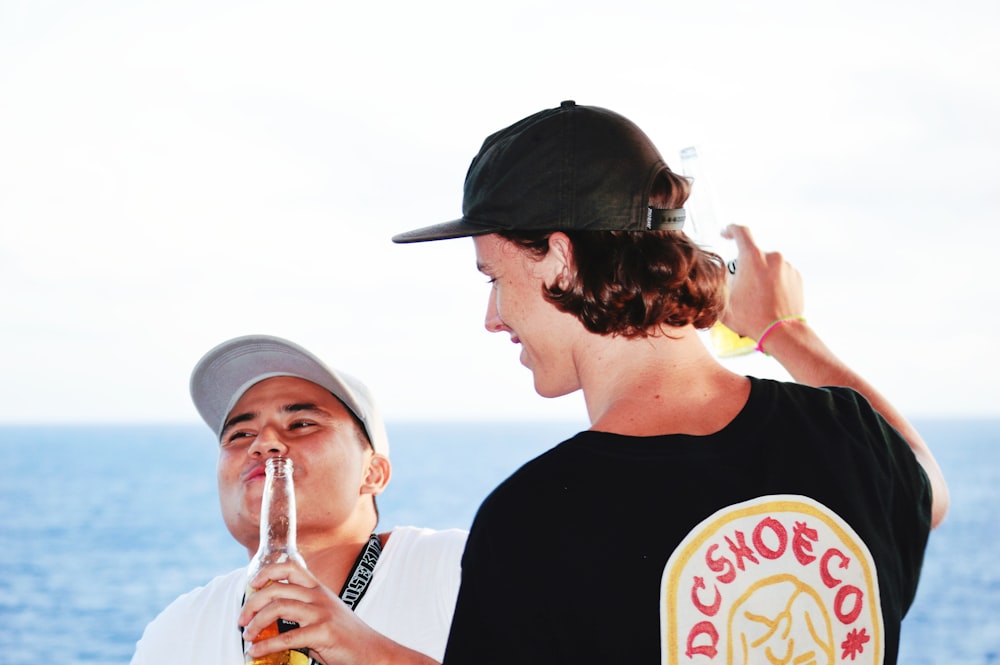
[
  {"xmin": 244, "ymin": 457, "xmax": 311, "ymax": 665},
  {"xmin": 679, "ymin": 146, "xmax": 757, "ymax": 357}
]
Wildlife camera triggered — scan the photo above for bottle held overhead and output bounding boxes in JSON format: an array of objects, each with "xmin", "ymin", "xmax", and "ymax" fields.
[{"xmin": 679, "ymin": 146, "xmax": 757, "ymax": 358}]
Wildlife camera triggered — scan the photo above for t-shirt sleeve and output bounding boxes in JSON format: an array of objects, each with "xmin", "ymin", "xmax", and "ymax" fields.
[{"xmin": 830, "ymin": 386, "xmax": 932, "ymax": 609}]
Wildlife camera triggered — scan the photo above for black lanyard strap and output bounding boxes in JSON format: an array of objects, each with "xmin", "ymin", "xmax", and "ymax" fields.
[{"xmin": 338, "ymin": 533, "xmax": 383, "ymax": 610}]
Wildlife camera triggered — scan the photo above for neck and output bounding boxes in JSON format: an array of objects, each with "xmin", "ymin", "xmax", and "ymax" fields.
[
  {"xmin": 298, "ymin": 533, "xmax": 378, "ymax": 594},
  {"xmin": 579, "ymin": 326, "xmax": 749, "ymax": 436}
]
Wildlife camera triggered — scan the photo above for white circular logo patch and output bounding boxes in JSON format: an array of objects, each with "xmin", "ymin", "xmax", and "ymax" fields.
[{"xmin": 660, "ymin": 495, "xmax": 882, "ymax": 664}]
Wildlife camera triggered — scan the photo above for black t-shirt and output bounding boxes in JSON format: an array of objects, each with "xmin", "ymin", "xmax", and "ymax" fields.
[{"xmin": 443, "ymin": 378, "xmax": 931, "ymax": 665}]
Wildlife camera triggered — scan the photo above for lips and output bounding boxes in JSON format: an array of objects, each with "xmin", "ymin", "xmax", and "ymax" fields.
[{"xmin": 243, "ymin": 464, "xmax": 267, "ymax": 483}]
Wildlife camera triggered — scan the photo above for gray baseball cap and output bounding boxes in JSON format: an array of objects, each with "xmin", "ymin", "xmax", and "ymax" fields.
[
  {"xmin": 391, "ymin": 100, "xmax": 684, "ymax": 244},
  {"xmin": 190, "ymin": 334, "xmax": 389, "ymax": 457}
]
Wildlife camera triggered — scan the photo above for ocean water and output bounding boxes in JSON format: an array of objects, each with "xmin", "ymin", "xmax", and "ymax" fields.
[{"xmin": 1, "ymin": 419, "xmax": 997, "ymax": 664}]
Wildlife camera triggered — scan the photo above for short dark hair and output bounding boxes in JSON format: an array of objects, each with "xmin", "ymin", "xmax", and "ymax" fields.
[{"xmin": 333, "ymin": 393, "xmax": 381, "ymax": 523}]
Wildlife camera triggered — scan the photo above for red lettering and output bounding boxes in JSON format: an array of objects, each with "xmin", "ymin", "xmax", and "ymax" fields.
[
  {"xmin": 706, "ymin": 544, "xmax": 736, "ymax": 584},
  {"xmin": 820, "ymin": 548, "xmax": 850, "ymax": 589},
  {"xmin": 686, "ymin": 621, "xmax": 719, "ymax": 659},
  {"xmin": 690, "ymin": 576, "xmax": 721, "ymax": 617},
  {"xmin": 752, "ymin": 517, "xmax": 787, "ymax": 560},
  {"xmin": 792, "ymin": 521, "xmax": 819, "ymax": 565},
  {"xmin": 725, "ymin": 531, "xmax": 760, "ymax": 572},
  {"xmin": 835, "ymin": 585, "xmax": 864, "ymax": 624}
]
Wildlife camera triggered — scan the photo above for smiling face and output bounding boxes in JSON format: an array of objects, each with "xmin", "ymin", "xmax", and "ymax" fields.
[
  {"xmin": 216, "ymin": 376, "xmax": 389, "ymax": 554},
  {"xmin": 473, "ymin": 233, "xmax": 585, "ymax": 398}
]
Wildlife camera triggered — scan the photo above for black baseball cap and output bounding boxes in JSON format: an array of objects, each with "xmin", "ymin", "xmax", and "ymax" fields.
[{"xmin": 391, "ymin": 100, "xmax": 684, "ymax": 244}]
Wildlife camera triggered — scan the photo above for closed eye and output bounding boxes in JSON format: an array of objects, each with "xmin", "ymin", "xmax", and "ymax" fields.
[{"xmin": 222, "ymin": 430, "xmax": 256, "ymax": 447}]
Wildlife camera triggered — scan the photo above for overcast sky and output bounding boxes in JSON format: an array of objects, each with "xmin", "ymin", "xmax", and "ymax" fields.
[{"xmin": 1, "ymin": 0, "xmax": 997, "ymax": 426}]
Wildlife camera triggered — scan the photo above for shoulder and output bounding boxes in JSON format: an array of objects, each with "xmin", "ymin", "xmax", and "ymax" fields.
[
  {"xmin": 374, "ymin": 527, "xmax": 466, "ymax": 591},
  {"xmin": 746, "ymin": 377, "xmax": 891, "ymax": 433},
  {"xmin": 166, "ymin": 566, "xmax": 246, "ymax": 607},
  {"xmin": 360, "ymin": 526, "xmax": 465, "ymax": 654},
  {"xmin": 384, "ymin": 525, "xmax": 467, "ymax": 561},
  {"xmin": 131, "ymin": 567, "xmax": 246, "ymax": 659},
  {"xmin": 750, "ymin": 375, "xmax": 866, "ymax": 409},
  {"xmin": 465, "ymin": 437, "xmax": 583, "ymax": 541},
  {"xmin": 746, "ymin": 378, "xmax": 921, "ymax": 484},
  {"xmin": 768, "ymin": 378, "xmax": 901, "ymax": 436},
  {"xmin": 146, "ymin": 566, "xmax": 246, "ymax": 619},
  {"xmin": 487, "ymin": 434, "xmax": 580, "ymax": 493}
]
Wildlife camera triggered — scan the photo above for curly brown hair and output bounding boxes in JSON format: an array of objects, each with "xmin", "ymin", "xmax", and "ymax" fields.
[{"xmin": 499, "ymin": 169, "xmax": 728, "ymax": 337}]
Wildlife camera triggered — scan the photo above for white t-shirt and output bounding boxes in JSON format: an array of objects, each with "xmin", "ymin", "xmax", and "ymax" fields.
[{"xmin": 130, "ymin": 526, "xmax": 466, "ymax": 664}]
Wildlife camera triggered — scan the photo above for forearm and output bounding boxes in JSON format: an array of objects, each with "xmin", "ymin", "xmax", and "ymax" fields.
[
  {"xmin": 761, "ymin": 318, "xmax": 950, "ymax": 528},
  {"xmin": 365, "ymin": 640, "xmax": 439, "ymax": 665},
  {"xmin": 309, "ymin": 635, "xmax": 439, "ymax": 665}
]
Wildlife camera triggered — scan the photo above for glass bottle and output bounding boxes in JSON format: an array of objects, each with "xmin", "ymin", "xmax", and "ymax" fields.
[
  {"xmin": 244, "ymin": 456, "xmax": 311, "ymax": 665},
  {"xmin": 679, "ymin": 145, "xmax": 757, "ymax": 357}
]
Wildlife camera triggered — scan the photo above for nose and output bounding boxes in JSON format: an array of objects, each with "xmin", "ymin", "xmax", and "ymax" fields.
[
  {"xmin": 484, "ymin": 287, "xmax": 507, "ymax": 333},
  {"xmin": 247, "ymin": 425, "xmax": 289, "ymax": 458}
]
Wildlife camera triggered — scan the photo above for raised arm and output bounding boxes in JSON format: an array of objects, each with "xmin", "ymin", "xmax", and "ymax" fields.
[{"xmin": 720, "ymin": 224, "xmax": 949, "ymax": 528}]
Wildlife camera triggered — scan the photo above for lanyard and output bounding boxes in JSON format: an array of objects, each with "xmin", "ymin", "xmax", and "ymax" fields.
[{"xmin": 338, "ymin": 533, "xmax": 383, "ymax": 610}]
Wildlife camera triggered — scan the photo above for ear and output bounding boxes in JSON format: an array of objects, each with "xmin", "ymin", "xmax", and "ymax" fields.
[
  {"xmin": 361, "ymin": 454, "xmax": 391, "ymax": 497},
  {"xmin": 543, "ymin": 232, "xmax": 575, "ymax": 289}
]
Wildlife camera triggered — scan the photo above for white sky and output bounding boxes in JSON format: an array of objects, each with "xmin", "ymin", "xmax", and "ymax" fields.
[{"xmin": 1, "ymin": 0, "xmax": 998, "ymax": 425}]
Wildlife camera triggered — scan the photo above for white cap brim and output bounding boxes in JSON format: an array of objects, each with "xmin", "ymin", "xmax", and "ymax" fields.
[{"xmin": 189, "ymin": 334, "xmax": 389, "ymax": 457}]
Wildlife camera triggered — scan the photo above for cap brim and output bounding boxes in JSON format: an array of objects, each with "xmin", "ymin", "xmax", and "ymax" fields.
[
  {"xmin": 391, "ymin": 218, "xmax": 498, "ymax": 244},
  {"xmin": 189, "ymin": 335, "xmax": 389, "ymax": 456}
]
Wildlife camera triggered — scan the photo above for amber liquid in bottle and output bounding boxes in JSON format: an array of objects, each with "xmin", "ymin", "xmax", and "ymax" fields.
[{"xmin": 244, "ymin": 457, "xmax": 310, "ymax": 665}]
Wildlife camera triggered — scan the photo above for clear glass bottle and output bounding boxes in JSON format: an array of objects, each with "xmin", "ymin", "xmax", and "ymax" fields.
[
  {"xmin": 680, "ymin": 145, "xmax": 757, "ymax": 358},
  {"xmin": 244, "ymin": 456, "xmax": 311, "ymax": 665}
]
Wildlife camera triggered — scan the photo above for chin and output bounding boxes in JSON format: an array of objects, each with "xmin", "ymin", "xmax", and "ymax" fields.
[{"xmin": 532, "ymin": 376, "xmax": 577, "ymax": 399}]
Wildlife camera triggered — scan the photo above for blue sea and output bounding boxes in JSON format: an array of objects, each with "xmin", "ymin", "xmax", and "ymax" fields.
[{"xmin": 1, "ymin": 419, "xmax": 997, "ymax": 664}]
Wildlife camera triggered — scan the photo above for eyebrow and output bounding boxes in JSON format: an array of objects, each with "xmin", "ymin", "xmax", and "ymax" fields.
[
  {"xmin": 284, "ymin": 402, "xmax": 323, "ymax": 415},
  {"xmin": 221, "ymin": 411, "xmax": 256, "ymax": 439},
  {"xmin": 219, "ymin": 402, "xmax": 326, "ymax": 440}
]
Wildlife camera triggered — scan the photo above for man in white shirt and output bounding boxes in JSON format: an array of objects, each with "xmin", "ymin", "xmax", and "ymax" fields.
[{"xmin": 131, "ymin": 334, "xmax": 466, "ymax": 665}]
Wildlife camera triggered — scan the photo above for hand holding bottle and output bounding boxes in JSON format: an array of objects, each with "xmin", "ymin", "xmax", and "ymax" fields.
[
  {"xmin": 719, "ymin": 224, "xmax": 805, "ymax": 344},
  {"xmin": 241, "ymin": 559, "xmax": 438, "ymax": 665}
]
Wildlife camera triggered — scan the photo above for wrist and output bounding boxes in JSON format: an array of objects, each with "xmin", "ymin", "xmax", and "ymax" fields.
[{"xmin": 755, "ymin": 315, "xmax": 806, "ymax": 355}]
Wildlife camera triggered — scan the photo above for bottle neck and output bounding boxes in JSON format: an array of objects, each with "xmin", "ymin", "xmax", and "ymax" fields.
[{"xmin": 255, "ymin": 457, "xmax": 299, "ymax": 563}]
